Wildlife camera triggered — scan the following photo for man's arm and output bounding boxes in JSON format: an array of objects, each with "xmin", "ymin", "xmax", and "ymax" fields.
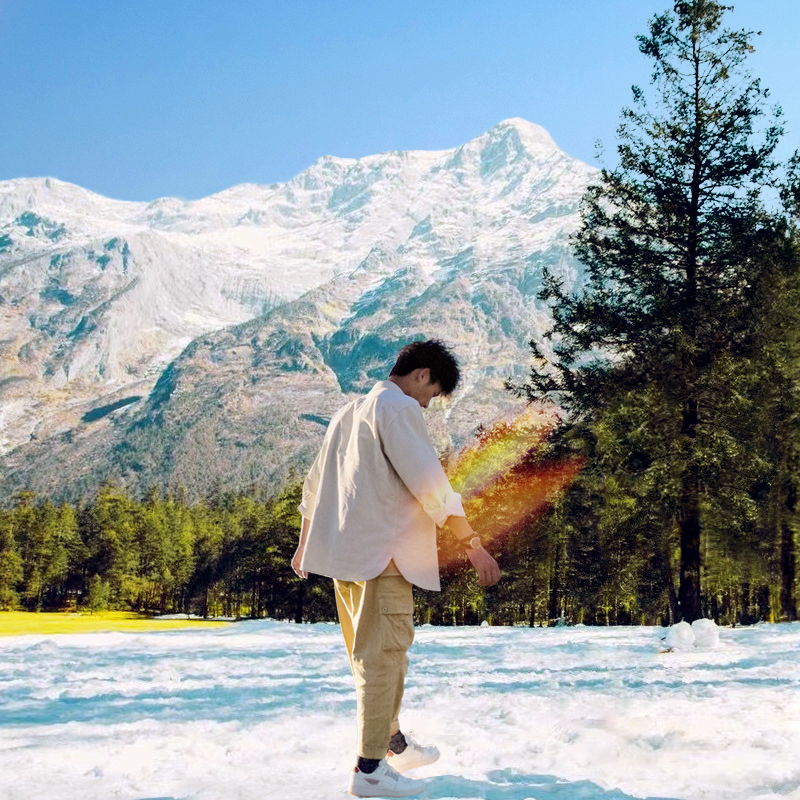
[
  {"xmin": 293, "ymin": 437, "xmax": 330, "ymax": 581},
  {"xmin": 446, "ymin": 515, "xmax": 501, "ymax": 587},
  {"xmin": 292, "ymin": 516, "xmax": 310, "ymax": 580},
  {"xmin": 380, "ymin": 405, "xmax": 501, "ymax": 588}
]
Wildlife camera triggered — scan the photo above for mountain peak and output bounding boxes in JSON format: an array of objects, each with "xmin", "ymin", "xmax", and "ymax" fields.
[{"xmin": 482, "ymin": 118, "xmax": 559, "ymax": 152}]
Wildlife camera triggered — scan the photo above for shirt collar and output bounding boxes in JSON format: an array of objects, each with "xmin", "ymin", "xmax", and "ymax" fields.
[{"xmin": 375, "ymin": 380, "xmax": 404, "ymax": 396}]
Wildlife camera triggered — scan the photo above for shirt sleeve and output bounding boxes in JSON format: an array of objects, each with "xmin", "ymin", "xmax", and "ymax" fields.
[
  {"xmin": 381, "ymin": 404, "xmax": 465, "ymax": 526},
  {"xmin": 297, "ymin": 440, "xmax": 326, "ymax": 520}
]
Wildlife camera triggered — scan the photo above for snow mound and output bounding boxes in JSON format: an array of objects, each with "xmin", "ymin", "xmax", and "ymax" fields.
[
  {"xmin": 692, "ymin": 617, "xmax": 720, "ymax": 648},
  {"xmin": 664, "ymin": 618, "xmax": 721, "ymax": 650},
  {"xmin": 665, "ymin": 620, "xmax": 695, "ymax": 650}
]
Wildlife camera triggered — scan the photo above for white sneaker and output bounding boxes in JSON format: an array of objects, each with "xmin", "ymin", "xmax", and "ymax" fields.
[
  {"xmin": 348, "ymin": 759, "xmax": 425, "ymax": 797},
  {"xmin": 386, "ymin": 731, "xmax": 440, "ymax": 773}
]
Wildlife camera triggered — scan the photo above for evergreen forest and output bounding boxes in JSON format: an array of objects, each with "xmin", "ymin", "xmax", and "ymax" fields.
[{"xmin": 0, "ymin": 451, "xmax": 796, "ymax": 627}]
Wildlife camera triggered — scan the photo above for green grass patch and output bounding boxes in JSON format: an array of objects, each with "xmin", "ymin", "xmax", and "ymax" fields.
[{"xmin": 0, "ymin": 610, "xmax": 231, "ymax": 636}]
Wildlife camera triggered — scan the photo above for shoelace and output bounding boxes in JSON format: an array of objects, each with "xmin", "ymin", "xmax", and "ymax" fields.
[{"xmin": 404, "ymin": 731, "xmax": 424, "ymax": 750}]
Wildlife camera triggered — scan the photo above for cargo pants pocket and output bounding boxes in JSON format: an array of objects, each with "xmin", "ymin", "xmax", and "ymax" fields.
[{"xmin": 378, "ymin": 578, "xmax": 414, "ymax": 652}]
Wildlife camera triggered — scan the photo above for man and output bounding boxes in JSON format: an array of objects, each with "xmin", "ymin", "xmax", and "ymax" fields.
[{"xmin": 292, "ymin": 339, "xmax": 501, "ymax": 798}]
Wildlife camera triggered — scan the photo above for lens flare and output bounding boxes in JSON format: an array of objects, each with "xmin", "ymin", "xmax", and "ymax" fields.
[{"xmin": 444, "ymin": 404, "xmax": 583, "ymax": 554}]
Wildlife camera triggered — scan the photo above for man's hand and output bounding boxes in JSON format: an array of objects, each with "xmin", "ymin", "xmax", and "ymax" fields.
[
  {"xmin": 466, "ymin": 545, "xmax": 501, "ymax": 587},
  {"xmin": 291, "ymin": 547, "xmax": 308, "ymax": 580},
  {"xmin": 445, "ymin": 515, "xmax": 501, "ymax": 587},
  {"xmin": 292, "ymin": 519, "xmax": 310, "ymax": 579}
]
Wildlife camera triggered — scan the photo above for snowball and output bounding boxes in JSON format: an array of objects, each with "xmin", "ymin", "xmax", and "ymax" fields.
[
  {"xmin": 692, "ymin": 618, "xmax": 720, "ymax": 648},
  {"xmin": 665, "ymin": 620, "xmax": 696, "ymax": 650}
]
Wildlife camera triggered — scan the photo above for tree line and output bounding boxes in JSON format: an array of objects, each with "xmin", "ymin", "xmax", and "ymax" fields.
[
  {"xmin": 0, "ymin": 458, "xmax": 795, "ymax": 627},
  {"xmin": 0, "ymin": 484, "xmax": 333, "ymax": 623}
]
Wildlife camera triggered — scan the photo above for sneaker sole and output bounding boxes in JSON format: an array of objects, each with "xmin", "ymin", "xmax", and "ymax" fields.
[
  {"xmin": 348, "ymin": 782, "xmax": 425, "ymax": 798},
  {"xmin": 386, "ymin": 752, "xmax": 440, "ymax": 773}
]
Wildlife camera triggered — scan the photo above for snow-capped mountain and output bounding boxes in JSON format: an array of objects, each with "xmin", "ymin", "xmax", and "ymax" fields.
[{"xmin": 0, "ymin": 118, "xmax": 596, "ymax": 500}]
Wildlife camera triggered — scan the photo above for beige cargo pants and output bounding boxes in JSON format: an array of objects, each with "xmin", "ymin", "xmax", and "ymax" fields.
[{"xmin": 334, "ymin": 565, "xmax": 415, "ymax": 760}]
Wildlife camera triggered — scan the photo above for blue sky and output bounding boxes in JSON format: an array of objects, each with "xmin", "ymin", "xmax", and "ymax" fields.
[{"xmin": 1, "ymin": 0, "xmax": 797, "ymax": 201}]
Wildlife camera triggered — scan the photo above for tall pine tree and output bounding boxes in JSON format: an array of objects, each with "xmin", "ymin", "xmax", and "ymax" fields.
[{"xmin": 518, "ymin": 1, "xmax": 785, "ymax": 621}]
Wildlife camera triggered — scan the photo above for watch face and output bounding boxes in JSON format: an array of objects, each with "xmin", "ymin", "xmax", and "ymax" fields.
[{"xmin": 469, "ymin": 536, "xmax": 481, "ymax": 549}]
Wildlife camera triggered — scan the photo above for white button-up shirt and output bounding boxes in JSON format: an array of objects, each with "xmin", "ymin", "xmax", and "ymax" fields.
[{"xmin": 298, "ymin": 380, "xmax": 465, "ymax": 591}]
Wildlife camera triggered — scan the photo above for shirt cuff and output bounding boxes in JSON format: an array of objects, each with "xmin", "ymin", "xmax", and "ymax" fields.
[
  {"xmin": 297, "ymin": 494, "xmax": 316, "ymax": 519},
  {"xmin": 422, "ymin": 489, "xmax": 465, "ymax": 527}
]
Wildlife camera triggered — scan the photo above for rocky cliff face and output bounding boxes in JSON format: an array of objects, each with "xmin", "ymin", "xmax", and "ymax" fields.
[{"xmin": 0, "ymin": 118, "xmax": 595, "ymax": 501}]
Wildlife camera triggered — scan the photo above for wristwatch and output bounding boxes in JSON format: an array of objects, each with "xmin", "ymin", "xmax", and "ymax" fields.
[{"xmin": 461, "ymin": 536, "xmax": 481, "ymax": 550}]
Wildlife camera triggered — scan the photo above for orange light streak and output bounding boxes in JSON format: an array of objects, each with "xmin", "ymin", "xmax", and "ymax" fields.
[{"xmin": 443, "ymin": 404, "xmax": 583, "ymax": 558}]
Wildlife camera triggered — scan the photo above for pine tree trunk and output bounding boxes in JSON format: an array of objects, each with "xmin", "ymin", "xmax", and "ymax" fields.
[
  {"xmin": 678, "ymin": 504, "xmax": 702, "ymax": 622},
  {"xmin": 678, "ymin": 397, "xmax": 702, "ymax": 622},
  {"xmin": 293, "ymin": 585, "xmax": 304, "ymax": 623},
  {"xmin": 548, "ymin": 547, "xmax": 561, "ymax": 624},
  {"xmin": 780, "ymin": 485, "xmax": 797, "ymax": 621},
  {"xmin": 676, "ymin": 23, "xmax": 704, "ymax": 626}
]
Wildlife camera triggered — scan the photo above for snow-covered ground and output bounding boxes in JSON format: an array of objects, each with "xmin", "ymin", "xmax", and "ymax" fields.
[{"xmin": 1, "ymin": 620, "xmax": 799, "ymax": 800}]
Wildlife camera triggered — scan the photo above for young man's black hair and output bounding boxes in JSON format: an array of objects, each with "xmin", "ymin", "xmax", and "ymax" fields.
[{"xmin": 389, "ymin": 339, "xmax": 460, "ymax": 396}]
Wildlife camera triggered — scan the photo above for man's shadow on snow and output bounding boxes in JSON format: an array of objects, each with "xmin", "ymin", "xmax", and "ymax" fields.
[{"xmin": 424, "ymin": 770, "xmax": 679, "ymax": 800}]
